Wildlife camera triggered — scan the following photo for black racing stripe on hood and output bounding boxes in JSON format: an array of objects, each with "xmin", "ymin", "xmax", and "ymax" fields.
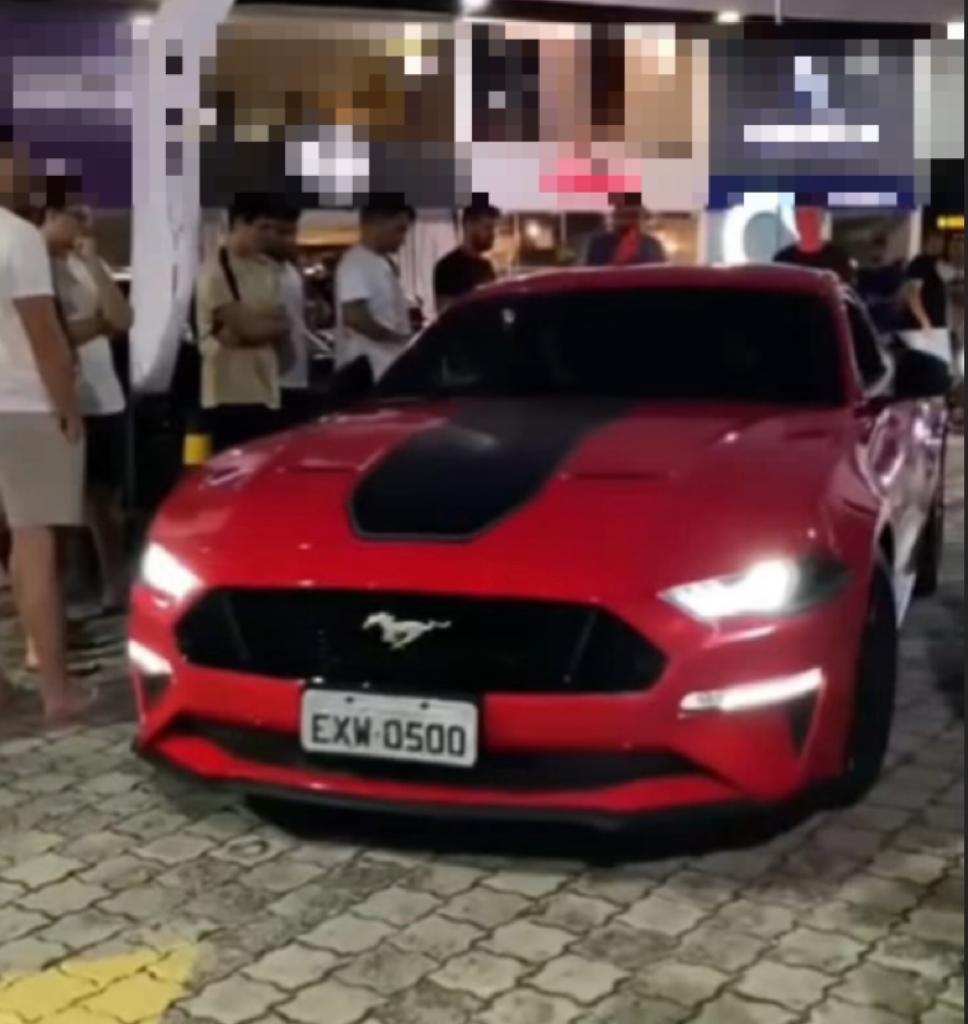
[{"xmin": 350, "ymin": 398, "xmax": 633, "ymax": 541}]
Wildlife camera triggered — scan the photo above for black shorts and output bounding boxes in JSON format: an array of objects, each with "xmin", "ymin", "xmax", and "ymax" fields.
[{"xmin": 85, "ymin": 413, "xmax": 126, "ymax": 491}]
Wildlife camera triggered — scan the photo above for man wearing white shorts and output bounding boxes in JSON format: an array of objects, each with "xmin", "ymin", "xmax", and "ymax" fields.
[{"xmin": 0, "ymin": 143, "xmax": 90, "ymax": 725}]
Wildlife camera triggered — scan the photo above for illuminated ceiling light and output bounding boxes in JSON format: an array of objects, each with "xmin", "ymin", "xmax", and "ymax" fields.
[
  {"xmin": 947, "ymin": 21, "xmax": 964, "ymax": 40},
  {"xmin": 461, "ymin": 0, "xmax": 490, "ymax": 13},
  {"xmin": 716, "ymin": 10, "xmax": 743, "ymax": 24}
]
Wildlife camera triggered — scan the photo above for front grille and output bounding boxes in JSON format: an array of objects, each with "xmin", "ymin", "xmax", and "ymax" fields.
[
  {"xmin": 179, "ymin": 718, "xmax": 698, "ymax": 792},
  {"xmin": 176, "ymin": 589, "xmax": 664, "ymax": 694}
]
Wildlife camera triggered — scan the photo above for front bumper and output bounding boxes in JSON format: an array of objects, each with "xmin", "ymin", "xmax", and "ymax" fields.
[{"xmin": 129, "ymin": 579, "xmax": 866, "ymax": 822}]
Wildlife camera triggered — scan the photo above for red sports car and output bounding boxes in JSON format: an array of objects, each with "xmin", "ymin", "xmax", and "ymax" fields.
[{"xmin": 129, "ymin": 265, "xmax": 951, "ymax": 827}]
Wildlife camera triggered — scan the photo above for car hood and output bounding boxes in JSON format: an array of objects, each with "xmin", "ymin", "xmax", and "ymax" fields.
[{"xmin": 157, "ymin": 397, "xmax": 852, "ymax": 599}]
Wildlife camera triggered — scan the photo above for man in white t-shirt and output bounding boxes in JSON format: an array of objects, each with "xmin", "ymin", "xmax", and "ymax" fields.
[
  {"xmin": 265, "ymin": 206, "xmax": 327, "ymax": 423},
  {"xmin": 335, "ymin": 195, "xmax": 416, "ymax": 382},
  {"xmin": 0, "ymin": 143, "xmax": 91, "ymax": 725}
]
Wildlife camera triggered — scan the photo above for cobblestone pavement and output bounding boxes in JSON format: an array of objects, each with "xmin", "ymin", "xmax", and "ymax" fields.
[{"xmin": 0, "ymin": 443, "xmax": 963, "ymax": 1024}]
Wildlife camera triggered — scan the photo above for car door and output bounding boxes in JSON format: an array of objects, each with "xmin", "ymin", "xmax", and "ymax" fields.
[{"xmin": 845, "ymin": 298, "xmax": 925, "ymax": 604}]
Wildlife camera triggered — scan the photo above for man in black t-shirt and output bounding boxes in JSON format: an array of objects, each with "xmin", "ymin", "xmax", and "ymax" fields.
[
  {"xmin": 899, "ymin": 228, "xmax": 949, "ymax": 331},
  {"xmin": 773, "ymin": 206, "xmax": 854, "ymax": 285},
  {"xmin": 434, "ymin": 200, "xmax": 500, "ymax": 314}
]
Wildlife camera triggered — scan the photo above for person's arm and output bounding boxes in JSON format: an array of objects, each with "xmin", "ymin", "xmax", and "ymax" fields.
[
  {"xmin": 902, "ymin": 264, "xmax": 933, "ymax": 330},
  {"xmin": 65, "ymin": 312, "xmax": 108, "ymax": 348},
  {"xmin": 75, "ymin": 238, "xmax": 132, "ymax": 334},
  {"xmin": 14, "ymin": 297, "xmax": 83, "ymax": 441},
  {"xmin": 7, "ymin": 227, "xmax": 82, "ymax": 440},
  {"xmin": 341, "ymin": 299, "xmax": 410, "ymax": 345}
]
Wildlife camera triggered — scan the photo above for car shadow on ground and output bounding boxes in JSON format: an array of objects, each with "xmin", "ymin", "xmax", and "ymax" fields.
[{"xmin": 243, "ymin": 792, "xmax": 823, "ymax": 867}]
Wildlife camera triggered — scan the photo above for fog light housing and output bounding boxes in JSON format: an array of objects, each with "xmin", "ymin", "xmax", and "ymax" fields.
[
  {"xmin": 128, "ymin": 641, "xmax": 173, "ymax": 709},
  {"xmin": 680, "ymin": 668, "xmax": 823, "ymax": 714}
]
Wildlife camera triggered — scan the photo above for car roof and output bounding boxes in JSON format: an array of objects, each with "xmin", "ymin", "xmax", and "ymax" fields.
[{"xmin": 468, "ymin": 263, "xmax": 843, "ymax": 305}]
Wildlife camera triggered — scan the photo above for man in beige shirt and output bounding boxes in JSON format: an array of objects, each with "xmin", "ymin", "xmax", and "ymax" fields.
[{"xmin": 196, "ymin": 194, "xmax": 290, "ymax": 451}]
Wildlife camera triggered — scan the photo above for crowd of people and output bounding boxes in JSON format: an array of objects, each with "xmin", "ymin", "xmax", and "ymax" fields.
[{"xmin": 1, "ymin": 134, "xmax": 964, "ymax": 726}]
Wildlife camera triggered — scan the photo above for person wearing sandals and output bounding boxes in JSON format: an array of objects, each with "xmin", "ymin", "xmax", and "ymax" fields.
[
  {"xmin": 0, "ymin": 143, "xmax": 95, "ymax": 725},
  {"xmin": 42, "ymin": 194, "xmax": 132, "ymax": 613}
]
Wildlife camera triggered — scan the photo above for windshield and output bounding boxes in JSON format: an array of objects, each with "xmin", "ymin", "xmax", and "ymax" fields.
[{"xmin": 379, "ymin": 287, "xmax": 844, "ymax": 406}]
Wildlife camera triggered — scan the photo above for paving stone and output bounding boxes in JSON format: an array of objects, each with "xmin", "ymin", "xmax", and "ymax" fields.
[
  {"xmin": 484, "ymin": 869, "xmax": 568, "ymax": 898},
  {"xmin": 530, "ymin": 892, "xmax": 616, "ymax": 934},
  {"xmin": 812, "ymin": 825, "xmax": 889, "ymax": 860},
  {"xmin": 0, "ymin": 907, "xmax": 51, "ymax": 943},
  {"xmin": 571, "ymin": 923, "xmax": 678, "ymax": 973},
  {"xmin": 269, "ymin": 881, "xmax": 354, "ymax": 927},
  {"xmin": 185, "ymin": 975, "xmax": 284, "ymax": 1024},
  {"xmin": 903, "ymin": 906, "xmax": 965, "ymax": 947},
  {"xmin": 35, "ymin": 909, "xmax": 124, "ymax": 951},
  {"xmin": 688, "ymin": 993, "xmax": 798, "ymax": 1024},
  {"xmin": 134, "ymin": 833, "xmax": 216, "ymax": 865},
  {"xmin": 237, "ymin": 857, "xmax": 326, "ymax": 895},
  {"xmin": 77, "ymin": 851, "xmax": 157, "ymax": 892},
  {"xmin": 691, "ymin": 849, "xmax": 780, "ymax": 882},
  {"xmin": 869, "ymin": 933, "xmax": 964, "ymax": 982},
  {"xmin": 617, "ymin": 894, "xmax": 705, "ymax": 936},
  {"xmin": 770, "ymin": 927, "xmax": 867, "ymax": 974},
  {"xmin": 365, "ymin": 979, "xmax": 480, "ymax": 1024},
  {"xmin": 479, "ymin": 989, "xmax": 582, "ymax": 1024},
  {"xmin": 0, "ymin": 967, "xmax": 97, "ymax": 1020},
  {"xmin": 301, "ymin": 913, "xmax": 394, "ymax": 954},
  {"xmin": 630, "ymin": 959, "xmax": 729, "ymax": 1007},
  {"xmin": 187, "ymin": 881, "xmax": 276, "ymax": 926},
  {"xmin": 408, "ymin": 864, "xmax": 483, "ymax": 898},
  {"xmin": 186, "ymin": 812, "xmax": 254, "ymax": 841},
  {"xmin": 805, "ymin": 1000, "xmax": 908, "ymax": 1024},
  {"xmin": 938, "ymin": 973, "xmax": 964, "ymax": 1009},
  {"xmin": 0, "ymin": 935, "xmax": 67, "ymax": 972},
  {"xmin": 99, "ymin": 882, "xmax": 187, "ymax": 921},
  {"xmin": 337, "ymin": 943, "xmax": 436, "ymax": 995},
  {"xmin": 530, "ymin": 954, "xmax": 628, "ymax": 1004},
  {"xmin": 114, "ymin": 809, "xmax": 189, "ymax": 842},
  {"xmin": 278, "ymin": 980, "xmax": 383, "ymax": 1024},
  {"xmin": 802, "ymin": 900, "xmax": 897, "ymax": 944},
  {"xmin": 736, "ymin": 961, "xmax": 834, "ymax": 1011},
  {"xmin": 920, "ymin": 1002, "xmax": 966, "ymax": 1024},
  {"xmin": 653, "ymin": 869, "xmax": 738, "ymax": 911},
  {"xmin": 583, "ymin": 987, "xmax": 691, "ymax": 1024},
  {"xmin": 867, "ymin": 850, "xmax": 949, "ymax": 885},
  {"xmin": 19, "ymin": 878, "xmax": 107, "ymax": 915},
  {"xmin": 59, "ymin": 831, "xmax": 133, "ymax": 865},
  {"xmin": 676, "ymin": 923, "xmax": 768, "ymax": 973},
  {"xmin": 708, "ymin": 898, "xmax": 797, "ymax": 940},
  {"xmin": 439, "ymin": 887, "xmax": 529, "ymax": 929},
  {"xmin": 287, "ymin": 841, "xmax": 359, "ymax": 870},
  {"xmin": 209, "ymin": 833, "xmax": 292, "ymax": 867},
  {"xmin": 831, "ymin": 961, "xmax": 942, "ymax": 1017},
  {"xmin": 154, "ymin": 857, "xmax": 243, "ymax": 896},
  {"xmin": 432, "ymin": 950, "xmax": 528, "ymax": 999},
  {"xmin": 353, "ymin": 885, "xmax": 440, "ymax": 927},
  {"xmin": 485, "ymin": 920, "xmax": 573, "ymax": 963},
  {"xmin": 1, "ymin": 852, "xmax": 81, "ymax": 887},
  {"xmin": 837, "ymin": 874, "xmax": 922, "ymax": 914},
  {"xmin": 0, "ymin": 881, "xmax": 23, "ymax": 908},
  {"xmin": 244, "ymin": 944, "xmax": 340, "ymax": 990},
  {"xmin": 392, "ymin": 914, "xmax": 483, "ymax": 961}
]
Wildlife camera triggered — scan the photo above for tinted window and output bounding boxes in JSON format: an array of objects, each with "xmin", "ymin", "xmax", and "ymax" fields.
[{"xmin": 381, "ymin": 288, "xmax": 844, "ymax": 406}]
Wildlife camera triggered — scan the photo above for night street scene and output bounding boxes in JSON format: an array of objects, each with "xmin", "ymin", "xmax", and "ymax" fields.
[{"xmin": 0, "ymin": 1, "xmax": 964, "ymax": 1022}]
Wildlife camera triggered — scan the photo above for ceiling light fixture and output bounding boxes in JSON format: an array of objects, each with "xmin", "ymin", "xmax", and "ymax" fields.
[
  {"xmin": 460, "ymin": 0, "xmax": 490, "ymax": 14},
  {"xmin": 716, "ymin": 10, "xmax": 743, "ymax": 24},
  {"xmin": 947, "ymin": 21, "xmax": 964, "ymax": 40}
]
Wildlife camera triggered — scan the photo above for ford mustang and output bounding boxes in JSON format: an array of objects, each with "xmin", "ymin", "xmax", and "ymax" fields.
[{"xmin": 129, "ymin": 265, "xmax": 951, "ymax": 827}]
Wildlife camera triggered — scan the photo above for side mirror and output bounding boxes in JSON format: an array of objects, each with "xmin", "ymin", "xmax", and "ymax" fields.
[{"xmin": 892, "ymin": 346, "xmax": 953, "ymax": 401}]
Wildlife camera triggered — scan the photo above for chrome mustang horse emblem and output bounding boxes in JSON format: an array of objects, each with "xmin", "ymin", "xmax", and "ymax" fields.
[{"xmin": 363, "ymin": 612, "xmax": 452, "ymax": 651}]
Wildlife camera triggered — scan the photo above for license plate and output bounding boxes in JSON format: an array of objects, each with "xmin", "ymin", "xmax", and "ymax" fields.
[{"xmin": 300, "ymin": 689, "xmax": 478, "ymax": 767}]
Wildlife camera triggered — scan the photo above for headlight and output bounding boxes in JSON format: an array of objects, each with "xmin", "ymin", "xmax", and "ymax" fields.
[
  {"xmin": 139, "ymin": 544, "xmax": 201, "ymax": 602},
  {"xmin": 662, "ymin": 556, "xmax": 847, "ymax": 623}
]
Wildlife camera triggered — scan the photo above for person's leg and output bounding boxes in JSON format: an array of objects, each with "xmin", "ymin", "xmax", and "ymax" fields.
[
  {"xmin": 86, "ymin": 485, "xmax": 127, "ymax": 609},
  {"xmin": 10, "ymin": 525, "xmax": 89, "ymax": 721}
]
